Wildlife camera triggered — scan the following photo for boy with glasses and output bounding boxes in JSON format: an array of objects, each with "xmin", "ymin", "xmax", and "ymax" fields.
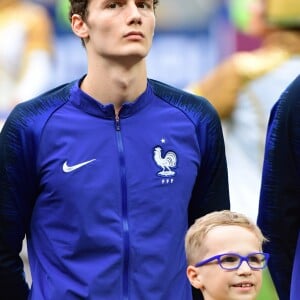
[{"xmin": 185, "ymin": 210, "xmax": 269, "ymax": 300}]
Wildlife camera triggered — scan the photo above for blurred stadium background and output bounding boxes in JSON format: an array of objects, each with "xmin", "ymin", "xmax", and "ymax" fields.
[{"xmin": 32, "ymin": 0, "xmax": 243, "ymax": 89}]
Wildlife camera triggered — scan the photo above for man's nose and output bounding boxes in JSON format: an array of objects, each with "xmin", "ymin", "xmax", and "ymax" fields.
[{"xmin": 126, "ymin": 3, "xmax": 142, "ymax": 24}]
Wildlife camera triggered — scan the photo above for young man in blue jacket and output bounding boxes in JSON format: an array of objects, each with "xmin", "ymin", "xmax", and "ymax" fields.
[
  {"xmin": 257, "ymin": 74, "xmax": 300, "ymax": 300},
  {"xmin": 0, "ymin": 0, "xmax": 229, "ymax": 299}
]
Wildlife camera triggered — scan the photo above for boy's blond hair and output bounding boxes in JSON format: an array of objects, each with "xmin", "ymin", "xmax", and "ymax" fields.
[{"xmin": 185, "ymin": 210, "xmax": 268, "ymax": 265}]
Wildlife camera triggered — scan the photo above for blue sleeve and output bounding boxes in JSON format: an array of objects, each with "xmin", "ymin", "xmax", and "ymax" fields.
[
  {"xmin": 257, "ymin": 75, "xmax": 300, "ymax": 300},
  {"xmin": 188, "ymin": 100, "xmax": 230, "ymax": 226},
  {"xmin": 0, "ymin": 105, "xmax": 39, "ymax": 299}
]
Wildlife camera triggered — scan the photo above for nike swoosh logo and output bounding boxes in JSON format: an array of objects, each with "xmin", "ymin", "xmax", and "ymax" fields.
[{"xmin": 62, "ymin": 159, "xmax": 96, "ymax": 173}]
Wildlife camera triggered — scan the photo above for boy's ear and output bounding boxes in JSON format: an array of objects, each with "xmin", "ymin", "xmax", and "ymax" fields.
[
  {"xmin": 71, "ymin": 14, "xmax": 89, "ymax": 39},
  {"xmin": 186, "ymin": 266, "xmax": 204, "ymax": 290}
]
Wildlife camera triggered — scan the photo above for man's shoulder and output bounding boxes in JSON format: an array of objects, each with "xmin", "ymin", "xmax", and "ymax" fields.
[
  {"xmin": 18, "ymin": 81, "xmax": 72, "ymax": 113},
  {"xmin": 148, "ymin": 78, "xmax": 219, "ymax": 124},
  {"xmin": 149, "ymin": 78, "xmax": 204, "ymax": 100},
  {"xmin": 275, "ymin": 74, "xmax": 300, "ymax": 117},
  {"xmin": 286, "ymin": 74, "xmax": 300, "ymax": 101},
  {"xmin": 2, "ymin": 81, "xmax": 75, "ymax": 136}
]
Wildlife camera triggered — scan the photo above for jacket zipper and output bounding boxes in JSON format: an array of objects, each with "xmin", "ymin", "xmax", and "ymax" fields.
[{"xmin": 115, "ymin": 114, "xmax": 130, "ymax": 300}]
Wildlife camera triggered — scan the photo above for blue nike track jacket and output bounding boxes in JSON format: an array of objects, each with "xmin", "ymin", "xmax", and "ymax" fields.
[{"xmin": 0, "ymin": 78, "xmax": 229, "ymax": 300}]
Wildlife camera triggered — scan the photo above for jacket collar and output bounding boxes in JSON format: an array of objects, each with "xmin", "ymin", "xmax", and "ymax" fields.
[{"xmin": 70, "ymin": 76, "xmax": 154, "ymax": 118}]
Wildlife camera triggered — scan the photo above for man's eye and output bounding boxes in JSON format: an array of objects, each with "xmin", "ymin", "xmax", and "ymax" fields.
[
  {"xmin": 107, "ymin": 2, "xmax": 121, "ymax": 8},
  {"xmin": 137, "ymin": 1, "xmax": 152, "ymax": 9}
]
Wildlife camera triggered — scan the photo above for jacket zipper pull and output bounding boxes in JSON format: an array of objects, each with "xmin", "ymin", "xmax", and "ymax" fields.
[{"xmin": 115, "ymin": 114, "xmax": 121, "ymax": 131}]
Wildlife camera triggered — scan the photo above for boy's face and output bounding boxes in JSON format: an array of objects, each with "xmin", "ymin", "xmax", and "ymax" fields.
[
  {"xmin": 187, "ymin": 225, "xmax": 263, "ymax": 300},
  {"xmin": 71, "ymin": 0, "xmax": 156, "ymax": 62}
]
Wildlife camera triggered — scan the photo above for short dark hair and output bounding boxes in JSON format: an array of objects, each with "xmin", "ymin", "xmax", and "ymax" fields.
[
  {"xmin": 68, "ymin": 0, "xmax": 159, "ymax": 22},
  {"xmin": 68, "ymin": 0, "xmax": 88, "ymax": 22}
]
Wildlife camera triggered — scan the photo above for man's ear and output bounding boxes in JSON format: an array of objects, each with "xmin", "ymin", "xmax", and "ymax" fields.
[
  {"xmin": 71, "ymin": 14, "xmax": 89, "ymax": 39},
  {"xmin": 186, "ymin": 266, "xmax": 204, "ymax": 290}
]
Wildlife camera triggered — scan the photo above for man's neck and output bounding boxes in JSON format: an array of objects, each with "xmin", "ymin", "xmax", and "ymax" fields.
[{"xmin": 81, "ymin": 58, "xmax": 148, "ymax": 112}]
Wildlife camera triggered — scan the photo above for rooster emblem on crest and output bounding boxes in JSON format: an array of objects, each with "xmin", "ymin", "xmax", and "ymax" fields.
[{"xmin": 154, "ymin": 146, "xmax": 177, "ymax": 177}]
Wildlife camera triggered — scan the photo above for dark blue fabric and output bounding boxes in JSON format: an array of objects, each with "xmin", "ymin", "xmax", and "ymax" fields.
[{"xmin": 257, "ymin": 74, "xmax": 300, "ymax": 300}]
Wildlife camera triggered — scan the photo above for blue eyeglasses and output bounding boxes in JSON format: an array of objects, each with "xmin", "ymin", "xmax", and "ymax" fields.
[{"xmin": 195, "ymin": 252, "xmax": 270, "ymax": 270}]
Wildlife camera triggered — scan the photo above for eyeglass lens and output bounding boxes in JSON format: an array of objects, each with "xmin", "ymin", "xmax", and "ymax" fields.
[{"xmin": 220, "ymin": 253, "xmax": 267, "ymax": 269}]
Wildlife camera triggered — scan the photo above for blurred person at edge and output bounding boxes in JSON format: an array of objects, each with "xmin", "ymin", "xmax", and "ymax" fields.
[
  {"xmin": 257, "ymin": 74, "xmax": 300, "ymax": 300},
  {"xmin": 0, "ymin": 0, "xmax": 230, "ymax": 299},
  {"xmin": 0, "ymin": 0, "xmax": 54, "ymax": 130},
  {"xmin": 187, "ymin": 0, "xmax": 300, "ymax": 224}
]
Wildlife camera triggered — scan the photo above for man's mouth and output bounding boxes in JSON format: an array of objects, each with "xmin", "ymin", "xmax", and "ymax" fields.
[{"xmin": 124, "ymin": 31, "xmax": 144, "ymax": 38}]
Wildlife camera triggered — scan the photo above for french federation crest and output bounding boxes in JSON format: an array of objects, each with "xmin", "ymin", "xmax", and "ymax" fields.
[{"xmin": 153, "ymin": 146, "xmax": 177, "ymax": 177}]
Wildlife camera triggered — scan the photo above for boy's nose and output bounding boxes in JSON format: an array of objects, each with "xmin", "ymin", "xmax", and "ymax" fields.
[{"xmin": 237, "ymin": 261, "xmax": 252, "ymax": 274}]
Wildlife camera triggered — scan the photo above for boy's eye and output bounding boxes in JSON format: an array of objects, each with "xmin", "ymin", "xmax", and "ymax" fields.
[
  {"xmin": 221, "ymin": 255, "xmax": 239, "ymax": 263},
  {"xmin": 248, "ymin": 255, "xmax": 262, "ymax": 264}
]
